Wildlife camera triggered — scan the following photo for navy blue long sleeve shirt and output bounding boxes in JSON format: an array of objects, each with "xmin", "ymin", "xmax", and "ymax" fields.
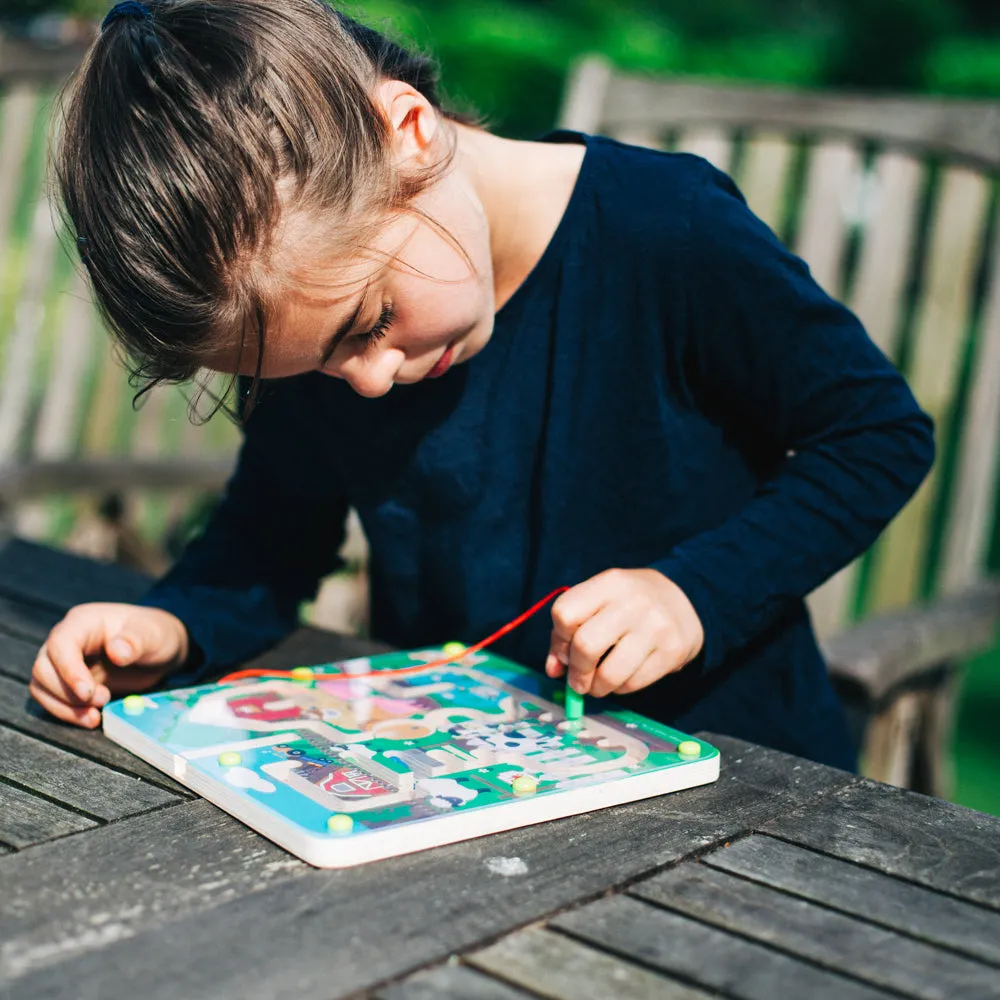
[{"xmin": 140, "ymin": 132, "xmax": 935, "ymax": 771}]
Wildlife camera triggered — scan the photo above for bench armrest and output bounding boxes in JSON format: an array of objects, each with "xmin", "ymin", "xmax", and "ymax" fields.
[{"xmin": 821, "ymin": 578, "xmax": 1000, "ymax": 703}]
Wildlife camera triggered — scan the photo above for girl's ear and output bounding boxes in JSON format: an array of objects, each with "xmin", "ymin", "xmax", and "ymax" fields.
[{"xmin": 375, "ymin": 80, "xmax": 439, "ymax": 168}]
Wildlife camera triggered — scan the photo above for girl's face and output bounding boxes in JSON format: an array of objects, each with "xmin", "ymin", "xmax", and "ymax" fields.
[{"xmin": 207, "ymin": 143, "xmax": 496, "ymax": 397}]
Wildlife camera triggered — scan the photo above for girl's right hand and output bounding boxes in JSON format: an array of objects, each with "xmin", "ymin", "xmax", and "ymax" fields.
[{"xmin": 30, "ymin": 603, "xmax": 191, "ymax": 729}]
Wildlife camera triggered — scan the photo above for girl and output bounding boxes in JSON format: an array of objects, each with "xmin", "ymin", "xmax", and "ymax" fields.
[{"xmin": 31, "ymin": 0, "xmax": 934, "ymax": 770}]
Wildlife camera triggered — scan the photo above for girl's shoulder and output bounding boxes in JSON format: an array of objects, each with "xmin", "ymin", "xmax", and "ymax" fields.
[{"xmin": 576, "ymin": 132, "xmax": 752, "ymax": 264}]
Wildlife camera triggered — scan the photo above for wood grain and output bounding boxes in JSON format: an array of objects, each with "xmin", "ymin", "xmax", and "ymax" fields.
[
  {"xmin": 0, "ymin": 780, "xmax": 97, "ymax": 848},
  {"xmin": 467, "ymin": 927, "xmax": 711, "ymax": 1000},
  {"xmin": 0, "ymin": 537, "xmax": 150, "ymax": 611},
  {"xmin": 0, "ymin": 727, "xmax": 178, "ymax": 820},
  {"xmin": 377, "ymin": 965, "xmax": 536, "ymax": 1000},
  {"xmin": 762, "ymin": 779, "xmax": 1000, "ymax": 909},
  {"xmin": 703, "ymin": 834, "xmax": 1000, "ymax": 965},
  {"xmin": 598, "ymin": 73, "xmax": 1000, "ymax": 171},
  {"xmin": 634, "ymin": 863, "xmax": 1000, "ymax": 999},
  {"xmin": 553, "ymin": 893, "xmax": 894, "ymax": 1000},
  {"xmin": 0, "ymin": 674, "xmax": 189, "ymax": 792},
  {"xmin": 0, "ymin": 799, "xmax": 312, "ymax": 985}
]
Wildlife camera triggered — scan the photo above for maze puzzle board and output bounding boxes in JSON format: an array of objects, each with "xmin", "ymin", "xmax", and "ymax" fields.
[{"xmin": 103, "ymin": 648, "xmax": 720, "ymax": 868}]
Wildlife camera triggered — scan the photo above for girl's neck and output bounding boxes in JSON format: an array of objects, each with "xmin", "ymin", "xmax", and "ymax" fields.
[{"xmin": 454, "ymin": 125, "xmax": 585, "ymax": 311}]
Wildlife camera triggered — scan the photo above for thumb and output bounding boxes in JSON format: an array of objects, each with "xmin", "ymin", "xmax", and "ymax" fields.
[
  {"xmin": 105, "ymin": 609, "xmax": 185, "ymax": 670},
  {"xmin": 107, "ymin": 634, "xmax": 138, "ymax": 665}
]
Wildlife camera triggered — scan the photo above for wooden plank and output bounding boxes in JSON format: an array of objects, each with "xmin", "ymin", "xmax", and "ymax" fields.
[
  {"xmin": 14, "ymin": 266, "xmax": 100, "ymax": 541},
  {"xmin": 867, "ymin": 167, "xmax": 991, "ymax": 612},
  {"xmin": 762, "ymin": 779, "xmax": 1000, "ymax": 909},
  {"xmin": 557, "ymin": 55, "xmax": 612, "ymax": 133},
  {"xmin": 821, "ymin": 578, "xmax": 1000, "ymax": 700},
  {"xmin": 0, "ymin": 594, "xmax": 63, "ymax": 642},
  {"xmin": 0, "ymin": 622, "xmax": 46, "ymax": 683},
  {"xmin": 0, "ymin": 85, "xmax": 38, "ymax": 258},
  {"xmin": 0, "ymin": 799, "xmax": 312, "ymax": 985},
  {"xmin": 848, "ymin": 152, "xmax": 925, "ymax": 359},
  {"xmin": 634, "ymin": 863, "xmax": 1000, "ymax": 1000},
  {"xmin": 600, "ymin": 75, "xmax": 1000, "ymax": 171},
  {"xmin": 674, "ymin": 128, "xmax": 732, "ymax": 171},
  {"xmin": 0, "ymin": 674, "xmax": 189, "ymax": 793},
  {"xmin": 553, "ymin": 894, "xmax": 894, "ymax": 1000},
  {"xmin": 736, "ymin": 132, "xmax": 794, "ymax": 233},
  {"xmin": 1, "ymin": 735, "xmax": 858, "ymax": 999},
  {"xmin": 377, "ymin": 965, "xmax": 536, "ymax": 1000},
  {"xmin": 0, "ymin": 194, "xmax": 62, "ymax": 462},
  {"xmin": 940, "ymin": 206, "xmax": 1000, "ymax": 593},
  {"xmin": 703, "ymin": 834, "xmax": 1000, "ymax": 966},
  {"xmin": 608, "ymin": 125, "xmax": 665, "ymax": 150},
  {"xmin": 467, "ymin": 926, "xmax": 711, "ymax": 1000},
  {"xmin": 0, "ymin": 37, "xmax": 88, "ymax": 83},
  {"xmin": 794, "ymin": 140, "xmax": 860, "ymax": 295},
  {"xmin": 0, "ymin": 456, "xmax": 236, "ymax": 502},
  {"xmin": 807, "ymin": 155, "xmax": 925, "ymax": 637},
  {"xmin": 238, "ymin": 624, "xmax": 392, "ymax": 675},
  {"xmin": 0, "ymin": 537, "xmax": 150, "ymax": 610},
  {"xmin": 0, "ymin": 727, "xmax": 178, "ymax": 820},
  {"xmin": 0, "ymin": 779, "xmax": 97, "ymax": 848}
]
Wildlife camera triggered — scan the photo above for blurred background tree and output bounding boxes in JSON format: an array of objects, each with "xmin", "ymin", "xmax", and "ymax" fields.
[{"xmin": 1, "ymin": 0, "xmax": 997, "ymax": 137}]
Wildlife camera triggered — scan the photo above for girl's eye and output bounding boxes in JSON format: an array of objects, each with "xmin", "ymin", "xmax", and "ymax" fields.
[{"xmin": 352, "ymin": 304, "xmax": 395, "ymax": 351}]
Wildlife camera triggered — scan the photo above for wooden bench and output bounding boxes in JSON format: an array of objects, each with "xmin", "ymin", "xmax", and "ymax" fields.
[
  {"xmin": 560, "ymin": 57, "xmax": 1000, "ymax": 795},
  {"xmin": 0, "ymin": 36, "xmax": 240, "ymax": 574}
]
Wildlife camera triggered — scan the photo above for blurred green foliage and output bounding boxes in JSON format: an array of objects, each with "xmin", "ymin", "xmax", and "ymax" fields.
[{"xmin": 1, "ymin": 0, "xmax": 998, "ymax": 137}]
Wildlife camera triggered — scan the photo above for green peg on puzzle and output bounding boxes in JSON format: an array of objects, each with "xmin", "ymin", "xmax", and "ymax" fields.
[{"xmin": 564, "ymin": 683, "xmax": 585, "ymax": 720}]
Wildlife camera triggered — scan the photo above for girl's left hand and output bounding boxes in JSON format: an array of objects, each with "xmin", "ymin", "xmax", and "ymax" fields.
[{"xmin": 544, "ymin": 568, "xmax": 704, "ymax": 697}]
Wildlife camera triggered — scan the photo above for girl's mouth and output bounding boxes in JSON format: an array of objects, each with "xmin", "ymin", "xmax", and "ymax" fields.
[{"xmin": 425, "ymin": 342, "xmax": 455, "ymax": 379}]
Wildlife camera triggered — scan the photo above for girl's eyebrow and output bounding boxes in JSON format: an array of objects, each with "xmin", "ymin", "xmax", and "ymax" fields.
[{"xmin": 319, "ymin": 284, "xmax": 370, "ymax": 366}]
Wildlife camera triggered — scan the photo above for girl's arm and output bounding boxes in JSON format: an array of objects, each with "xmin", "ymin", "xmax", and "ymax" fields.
[
  {"xmin": 652, "ymin": 165, "xmax": 935, "ymax": 674},
  {"xmin": 137, "ymin": 378, "xmax": 351, "ymax": 684}
]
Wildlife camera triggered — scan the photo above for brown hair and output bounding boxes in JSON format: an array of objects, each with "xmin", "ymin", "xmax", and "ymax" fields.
[{"xmin": 50, "ymin": 0, "xmax": 474, "ymax": 419}]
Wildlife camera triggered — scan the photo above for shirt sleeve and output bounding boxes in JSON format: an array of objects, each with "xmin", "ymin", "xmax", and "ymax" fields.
[
  {"xmin": 137, "ymin": 378, "xmax": 351, "ymax": 683},
  {"xmin": 651, "ymin": 162, "xmax": 935, "ymax": 674}
]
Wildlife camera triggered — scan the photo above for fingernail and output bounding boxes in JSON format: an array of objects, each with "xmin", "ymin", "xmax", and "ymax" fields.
[
  {"xmin": 94, "ymin": 687, "xmax": 110, "ymax": 708},
  {"xmin": 109, "ymin": 638, "xmax": 134, "ymax": 662}
]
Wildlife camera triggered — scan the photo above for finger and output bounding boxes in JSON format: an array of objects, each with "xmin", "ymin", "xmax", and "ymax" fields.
[
  {"xmin": 614, "ymin": 642, "xmax": 690, "ymax": 694},
  {"xmin": 32, "ymin": 648, "xmax": 92, "ymax": 707},
  {"xmin": 565, "ymin": 606, "xmax": 630, "ymax": 695},
  {"xmin": 544, "ymin": 653, "xmax": 565, "ymax": 678},
  {"xmin": 591, "ymin": 635, "xmax": 657, "ymax": 698},
  {"xmin": 549, "ymin": 573, "xmax": 617, "ymax": 643},
  {"xmin": 29, "ymin": 680, "xmax": 101, "ymax": 728},
  {"xmin": 42, "ymin": 627, "xmax": 99, "ymax": 703}
]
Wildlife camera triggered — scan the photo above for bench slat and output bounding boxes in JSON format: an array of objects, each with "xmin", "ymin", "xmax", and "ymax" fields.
[
  {"xmin": 868, "ymin": 166, "xmax": 991, "ymax": 612},
  {"xmin": 674, "ymin": 127, "xmax": 733, "ymax": 172},
  {"xmin": 941, "ymin": 209, "xmax": 1000, "ymax": 592},
  {"xmin": 738, "ymin": 131, "xmax": 795, "ymax": 233}
]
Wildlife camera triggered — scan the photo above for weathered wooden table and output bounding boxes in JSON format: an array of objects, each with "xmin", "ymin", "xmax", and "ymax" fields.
[{"xmin": 2, "ymin": 537, "xmax": 1000, "ymax": 1000}]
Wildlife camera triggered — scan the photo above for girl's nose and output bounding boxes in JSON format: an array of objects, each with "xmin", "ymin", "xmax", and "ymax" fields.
[{"xmin": 332, "ymin": 348, "xmax": 403, "ymax": 398}]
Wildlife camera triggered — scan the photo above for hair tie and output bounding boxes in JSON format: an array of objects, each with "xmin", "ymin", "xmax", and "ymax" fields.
[{"xmin": 101, "ymin": 1, "xmax": 153, "ymax": 31}]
